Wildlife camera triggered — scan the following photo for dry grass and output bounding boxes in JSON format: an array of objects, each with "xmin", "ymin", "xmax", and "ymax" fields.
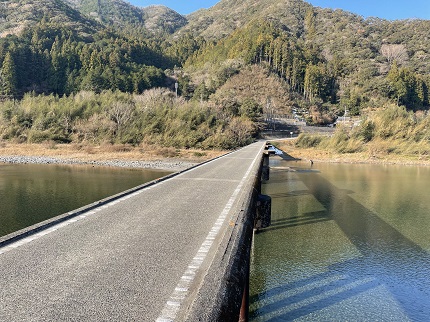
[
  {"xmin": 274, "ymin": 139, "xmax": 430, "ymax": 166},
  {"xmin": 0, "ymin": 142, "xmax": 226, "ymax": 163}
]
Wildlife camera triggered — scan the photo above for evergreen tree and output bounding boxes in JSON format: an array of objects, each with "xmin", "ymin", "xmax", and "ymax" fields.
[
  {"xmin": 50, "ymin": 36, "xmax": 67, "ymax": 94},
  {"xmin": 0, "ymin": 52, "xmax": 18, "ymax": 99}
]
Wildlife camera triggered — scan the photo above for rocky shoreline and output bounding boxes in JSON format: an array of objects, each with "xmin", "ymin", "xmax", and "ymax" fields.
[{"xmin": 0, "ymin": 155, "xmax": 197, "ymax": 171}]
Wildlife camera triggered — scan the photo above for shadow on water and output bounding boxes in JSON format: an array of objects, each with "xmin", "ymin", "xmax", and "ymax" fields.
[
  {"xmin": 269, "ymin": 190, "xmax": 310, "ymax": 199},
  {"xmin": 277, "ymin": 152, "xmax": 301, "ymax": 162},
  {"xmin": 251, "ymin": 169, "xmax": 430, "ymax": 321},
  {"xmin": 250, "ymin": 263, "xmax": 381, "ymax": 321},
  {"xmin": 263, "ymin": 211, "xmax": 331, "ymax": 232}
]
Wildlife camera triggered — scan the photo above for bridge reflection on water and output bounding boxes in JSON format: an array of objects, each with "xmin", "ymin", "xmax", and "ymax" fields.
[{"xmin": 250, "ymin": 158, "xmax": 430, "ymax": 321}]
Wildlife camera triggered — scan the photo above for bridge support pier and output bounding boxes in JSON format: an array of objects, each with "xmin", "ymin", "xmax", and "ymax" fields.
[
  {"xmin": 239, "ymin": 265, "xmax": 250, "ymax": 322},
  {"xmin": 254, "ymin": 195, "xmax": 272, "ymax": 230},
  {"xmin": 262, "ymin": 152, "xmax": 270, "ymax": 181},
  {"xmin": 239, "ymin": 148, "xmax": 272, "ymax": 320}
]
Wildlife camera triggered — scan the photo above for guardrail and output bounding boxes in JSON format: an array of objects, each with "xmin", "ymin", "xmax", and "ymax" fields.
[{"xmin": 184, "ymin": 144, "xmax": 271, "ymax": 321}]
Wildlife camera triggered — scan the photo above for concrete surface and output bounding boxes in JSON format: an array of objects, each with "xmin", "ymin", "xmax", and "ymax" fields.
[{"xmin": 0, "ymin": 141, "xmax": 266, "ymax": 321}]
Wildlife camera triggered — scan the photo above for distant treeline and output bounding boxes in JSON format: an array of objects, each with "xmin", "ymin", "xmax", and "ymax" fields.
[{"xmin": 0, "ymin": 21, "xmax": 172, "ymax": 99}]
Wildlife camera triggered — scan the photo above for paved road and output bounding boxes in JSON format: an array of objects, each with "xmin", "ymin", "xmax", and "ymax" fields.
[{"xmin": 0, "ymin": 141, "xmax": 266, "ymax": 321}]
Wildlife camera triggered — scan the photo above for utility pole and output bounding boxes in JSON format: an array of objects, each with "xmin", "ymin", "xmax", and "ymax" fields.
[{"xmin": 266, "ymin": 97, "xmax": 274, "ymax": 130}]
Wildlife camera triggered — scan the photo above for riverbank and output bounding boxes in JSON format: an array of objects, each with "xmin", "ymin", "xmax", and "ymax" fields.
[
  {"xmin": 3, "ymin": 140, "xmax": 430, "ymax": 170},
  {"xmin": 274, "ymin": 139, "xmax": 430, "ymax": 166},
  {"xmin": 0, "ymin": 143, "xmax": 225, "ymax": 171}
]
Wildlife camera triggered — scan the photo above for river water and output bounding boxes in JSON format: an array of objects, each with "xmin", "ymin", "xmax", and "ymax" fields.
[
  {"xmin": 250, "ymin": 157, "xmax": 430, "ymax": 321},
  {"xmin": 0, "ymin": 163, "xmax": 170, "ymax": 237}
]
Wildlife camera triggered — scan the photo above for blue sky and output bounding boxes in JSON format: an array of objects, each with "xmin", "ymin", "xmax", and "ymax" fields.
[{"xmin": 128, "ymin": 0, "xmax": 430, "ymax": 20}]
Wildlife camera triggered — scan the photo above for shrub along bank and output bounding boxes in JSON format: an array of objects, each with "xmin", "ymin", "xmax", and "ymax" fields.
[
  {"xmin": 0, "ymin": 89, "xmax": 259, "ymax": 150},
  {"xmin": 294, "ymin": 104, "xmax": 430, "ymax": 160}
]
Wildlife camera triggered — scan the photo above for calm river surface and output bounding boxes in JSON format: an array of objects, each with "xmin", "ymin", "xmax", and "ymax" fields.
[
  {"xmin": 250, "ymin": 158, "xmax": 430, "ymax": 321},
  {"xmin": 0, "ymin": 163, "xmax": 170, "ymax": 237}
]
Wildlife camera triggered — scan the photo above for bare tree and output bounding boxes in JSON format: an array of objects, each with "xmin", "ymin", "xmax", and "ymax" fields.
[
  {"xmin": 107, "ymin": 102, "xmax": 135, "ymax": 136},
  {"xmin": 381, "ymin": 44, "xmax": 409, "ymax": 65}
]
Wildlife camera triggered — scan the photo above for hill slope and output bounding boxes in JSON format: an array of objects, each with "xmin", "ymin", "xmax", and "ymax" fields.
[
  {"xmin": 184, "ymin": 0, "xmax": 311, "ymax": 39},
  {"xmin": 0, "ymin": 0, "xmax": 187, "ymax": 39},
  {"xmin": 63, "ymin": 0, "xmax": 187, "ymax": 35},
  {"xmin": 0, "ymin": 0, "xmax": 100, "ymax": 38},
  {"xmin": 180, "ymin": 0, "xmax": 430, "ymax": 117}
]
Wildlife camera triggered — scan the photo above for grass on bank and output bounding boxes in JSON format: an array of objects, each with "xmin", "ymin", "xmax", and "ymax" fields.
[
  {"xmin": 275, "ymin": 104, "xmax": 430, "ymax": 165},
  {"xmin": 3, "ymin": 99, "xmax": 430, "ymax": 166},
  {"xmin": 0, "ymin": 89, "xmax": 258, "ymax": 150}
]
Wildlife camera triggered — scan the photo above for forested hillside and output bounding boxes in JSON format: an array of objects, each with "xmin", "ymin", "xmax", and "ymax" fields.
[
  {"xmin": 0, "ymin": 1, "xmax": 182, "ymax": 98},
  {"xmin": 182, "ymin": 0, "xmax": 430, "ymax": 119},
  {"xmin": 0, "ymin": 0, "xmax": 429, "ymax": 150}
]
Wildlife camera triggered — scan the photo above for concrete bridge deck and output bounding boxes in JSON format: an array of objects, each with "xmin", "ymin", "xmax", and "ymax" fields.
[{"xmin": 0, "ymin": 141, "xmax": 266, "ymax": 321}]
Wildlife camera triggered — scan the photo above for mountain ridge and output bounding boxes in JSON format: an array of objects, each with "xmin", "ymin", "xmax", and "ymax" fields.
[
  {"xmin": 183, "ymin": 0, "xmax": 312, "ymax": 39},
  {"xmin": 0, "ymin": 0, "xmax": 101, "ymax": 38},
  {"xmin": 0, "ymin": 0, "xmax": 188, "ymax": 38},
  {"xmin": 62, "ymin": 0, "xmax": 188, "ymax": 36}
]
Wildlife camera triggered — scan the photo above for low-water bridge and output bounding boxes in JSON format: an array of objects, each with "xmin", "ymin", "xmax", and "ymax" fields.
[{"xmin": 0, "ymin": 141, "xmax": 270, "ymax": 321}]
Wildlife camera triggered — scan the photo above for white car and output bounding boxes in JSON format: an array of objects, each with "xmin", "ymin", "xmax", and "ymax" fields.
[{"xmin": 267, "ymin": 145, "xmax": 283, "ymax": 155}]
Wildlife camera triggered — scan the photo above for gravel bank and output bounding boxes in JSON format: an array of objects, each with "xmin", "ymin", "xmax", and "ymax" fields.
[{"xmin": 0, "ymin": 155, "xmax": 197, "ymax": 171}]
